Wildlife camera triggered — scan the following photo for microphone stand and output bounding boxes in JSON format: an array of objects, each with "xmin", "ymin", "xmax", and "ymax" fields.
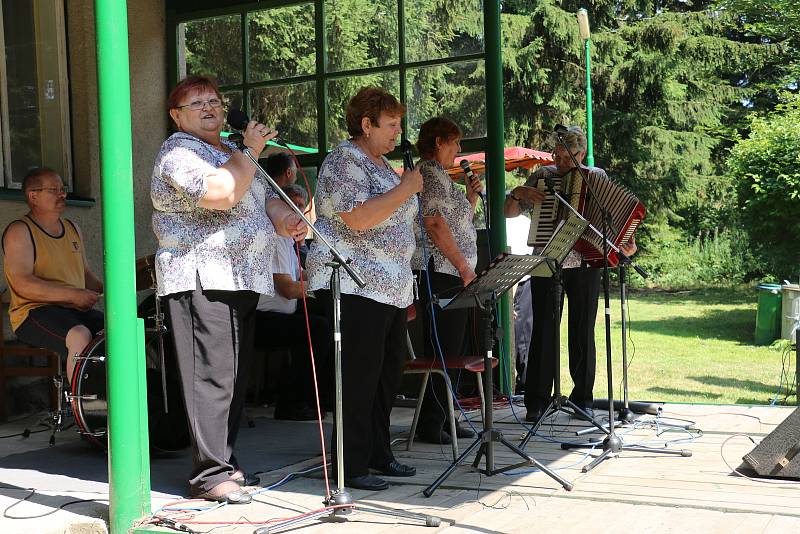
[
  {"xmin": 236, "ymin": 148, "xmax": 441, "ymax": 531},
  {"xmin": 547, "ymin": 132, "xmax": 690, "ymax": 471}
]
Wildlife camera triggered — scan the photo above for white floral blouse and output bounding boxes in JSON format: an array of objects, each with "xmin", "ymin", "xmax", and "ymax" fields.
[
  {"xmin": 305, "ymin": 140, "xmax": 418, "ymax": 308},
  {"xmin": 411, "ymin": 159, "xmax": 478, "ymax": 277},
  {"xmin": 151, "ymin": 132, "xmax": 278, "ymax": 296}
]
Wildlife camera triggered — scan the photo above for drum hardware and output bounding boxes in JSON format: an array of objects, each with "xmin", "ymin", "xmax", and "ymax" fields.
[
  {"xmin": 47, "ymin": 355, "xmax": 68, "ymax": 446},
  {"xmin": 74, "ymin": 355, "xmax": 106, "ymax": 363},
  {"xmin": 66, "ymin": 393, "xmax": 98, "ymax": 401}
]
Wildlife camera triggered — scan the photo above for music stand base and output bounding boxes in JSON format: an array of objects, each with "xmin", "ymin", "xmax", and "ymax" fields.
[
  {"xmin": 519, "ymin": 395, "xmax": 609, "ymax": 450},
  {"xmin": 423, "ymin": 427, "xmax": 574, "ymax": 497}
]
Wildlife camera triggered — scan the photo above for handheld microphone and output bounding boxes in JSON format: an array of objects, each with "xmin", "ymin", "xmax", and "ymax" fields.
[
  {"xmin": 459, "ymin": 159, "xmax": 486, "ymax": 202},
  {"xmin": 400, "ymin": 139, "xmax": 415, "ymax": 171},
  {"xmin": 227, "ymin": 109, "xmax": 288, "ymax": 147}
]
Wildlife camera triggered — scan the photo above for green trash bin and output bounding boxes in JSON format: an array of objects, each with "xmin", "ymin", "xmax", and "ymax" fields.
[{"xmin": 755, "ymin": 283, "xmax": 782, "ymax": 345}]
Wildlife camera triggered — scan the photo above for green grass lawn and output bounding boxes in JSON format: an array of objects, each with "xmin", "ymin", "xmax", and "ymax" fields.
[{"xmin": 553, "ymin": 287, "xmax": 796, "ymax": 405}]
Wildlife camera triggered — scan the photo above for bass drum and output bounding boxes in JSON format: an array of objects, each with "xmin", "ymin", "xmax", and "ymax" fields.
[{"xmin": 70, "ymin": 303, "xmax": 190, "ymax": 455}]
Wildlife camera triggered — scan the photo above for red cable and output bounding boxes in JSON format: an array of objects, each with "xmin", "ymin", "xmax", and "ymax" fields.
[{"xmin": 294, "ymin": 239, "xmax": 331, "ymax": 500}]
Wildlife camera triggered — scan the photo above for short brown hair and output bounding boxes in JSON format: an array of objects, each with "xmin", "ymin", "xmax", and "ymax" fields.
[
  {"xmin": 22, "ymin": 167, "xmax": 60, "ymax": 194},
  {"xmin": 167, "ymin": 75, "xmax": 222, "ymax": 126},
  {"xmin": 345, "ymin": 87, "xmax": 406, "ymax": 138},
  {"xmin": 416, "ymin": 117, "xmax": 462, "ymax": 160}
]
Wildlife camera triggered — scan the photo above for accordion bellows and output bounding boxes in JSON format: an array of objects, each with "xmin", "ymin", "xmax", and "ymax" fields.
[{"xmin": 527, "ymin": 168, "xmax": 645, "ymax": 268}]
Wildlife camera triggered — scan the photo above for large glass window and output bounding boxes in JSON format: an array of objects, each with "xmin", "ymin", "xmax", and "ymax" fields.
[
  {"xmin": 0, "ymin": 0, "xmax": 71, "ymax": 189},
  {"xmin": 172, "ymin": 0, "xmax": 486, "ymax": 159}
]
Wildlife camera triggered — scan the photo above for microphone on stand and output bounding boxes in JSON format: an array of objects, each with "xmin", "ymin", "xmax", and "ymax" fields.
[
  {"xmin": 227, "ymin": 109, "xmax": 289, "ymax": 147},
  {"xmin": 459, "ymin": 159, "xmax": 486, "ymax": 203}
]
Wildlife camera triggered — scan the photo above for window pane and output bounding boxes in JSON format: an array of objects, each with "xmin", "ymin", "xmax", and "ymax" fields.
[
  {"xmin": 325, "ymin": 0, "xmax": 398, "ymax": 73},
  {"xmin": 406, "ymin": 60, "xmax": 486, "ymax": 140},
  {"xmin": 405, "ymin": 0, "xmax": 483, "ymax": 63},
  {"xmin": 248, "ymin": 4, "xmax": 315, "ymax": 81},
  {"xmin": 326, "ymin": 72, "xmax": 400, "ymax": 149},
  {"xmin": 249, "ymin": 82, "xmax": 318, "ymax": 149},
  {"xmin": 221, "ymin": 90, "xmax": 243, "ymax": 133},
  {"xmin": 2, "ymin": 0, "xmax": 70, "ymax": 186},
  {"xmin": 180, "ymin": 14, "xmax": 242, "ymax": 86}
]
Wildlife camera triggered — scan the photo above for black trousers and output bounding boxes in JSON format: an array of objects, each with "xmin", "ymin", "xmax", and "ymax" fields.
[
  {"xmin": 319, "ymin": 291, "xmax": 408, "ymax": 478},
  {"xmin": 164, "ymin": 284, "xmax": 259, "ymax": 495},
  {"xmin": 254, "ymin": 308, "xmax": 332, "ymax": 408},
  {"xmin": 414, "ymin": 269, "xmax": 471, "ymax": 433},
  {"xmin": 525, "ymin": 267, "xmax": 601, "ymax": 410}
]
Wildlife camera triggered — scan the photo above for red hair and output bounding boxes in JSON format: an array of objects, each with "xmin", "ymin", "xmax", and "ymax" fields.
[{"xmin": 167, "ymin": 75, "xmax": 222, "ymax": 126}]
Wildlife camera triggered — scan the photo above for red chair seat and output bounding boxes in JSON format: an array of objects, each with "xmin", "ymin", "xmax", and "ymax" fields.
[{"xmin": 405, "ymin": 355, "xmax": 498, "ymax": 373}]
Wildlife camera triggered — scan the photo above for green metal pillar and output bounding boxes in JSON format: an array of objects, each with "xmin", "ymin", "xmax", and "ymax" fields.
[
  {"xmin": 484, "ymin": 0, "xmax": 511, "ymax": 393},
  {"xmin": 94, "ymin": 1, "xmax": 151, "ymax": 532},
  {"xmin": 583, "ymin": 38, "xmax": 594, "ymax": 166}
]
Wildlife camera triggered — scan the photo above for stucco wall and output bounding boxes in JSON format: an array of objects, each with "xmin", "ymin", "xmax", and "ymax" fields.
[{"xmin": 0, "ymin": 0, "xmax": 167, "ymax": 286}]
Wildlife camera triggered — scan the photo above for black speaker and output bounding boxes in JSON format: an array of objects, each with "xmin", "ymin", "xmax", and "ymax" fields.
[{"xmin": 742, "ymin": 407, "xmax": 800, "ymax": 479}]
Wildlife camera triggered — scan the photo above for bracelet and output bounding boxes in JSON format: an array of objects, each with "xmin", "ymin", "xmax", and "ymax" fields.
[{"xmin": 509, "ymin": 193, "xmax": 520, "ymax": 202}]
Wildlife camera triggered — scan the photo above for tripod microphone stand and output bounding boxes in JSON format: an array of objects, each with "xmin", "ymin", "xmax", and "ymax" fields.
[
  {"xmin": 232, "ymin": 149, "xmax": 441, "ymax": 532},
  {"xmin": 422, "ymin": 253, "xmax": 575, "ymax": 497}
]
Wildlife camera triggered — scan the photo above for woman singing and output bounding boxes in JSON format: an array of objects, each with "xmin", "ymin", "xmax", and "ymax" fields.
[
  {"xmin": 412, "ymin": 117, "xmax": 482, "ymax": 444},
  {"xmin": 305, "ymin": 87, "xmax": 422, "ymax": 491},
  {"xmin": 151, "ymin": 75, "xmax": 306, "ymax": 504}
]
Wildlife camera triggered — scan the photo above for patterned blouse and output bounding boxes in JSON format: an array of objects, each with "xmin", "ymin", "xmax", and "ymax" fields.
[
  {"xmin": 522, "ymin": 164, "xmax": 610, "ymax": 269},
  {"xmin": 151, "ymin": 132, "xmax": 278, "ymax": 296},
  {"xmin": 411, "ymin": 159, "xmax": 478, "ymax": 277},
  {"xmin": 305, "ymin": 140, "xmax": 418, "ymax": 308}
]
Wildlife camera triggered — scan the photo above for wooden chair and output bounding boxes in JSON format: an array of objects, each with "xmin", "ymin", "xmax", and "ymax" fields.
[
  {"xmin": 404, "ymin": 303, "xmax": 498, "ymax": 461},
  {"xmin": 0, "ymin": 287, "xmax": 60, "ymax": 421}
]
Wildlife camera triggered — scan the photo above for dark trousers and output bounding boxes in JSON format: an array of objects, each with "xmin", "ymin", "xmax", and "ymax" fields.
[
  {"xmin": 525, "ymin": 267, "xmax": 601, "ymax": 410},
  {"xmin": 319, "ymin": 291, "xmax": 408, "ymax": 478},
  {"xmin": 414, "ymin": 269, "xmax": 471, "ymax": 432},
  {"xmin": 513, "ymin": 279, "xmax": 533, "ymax": 391},
  {"xmin": 164, "ymin": 285, "xmax": 259, "ymax": 495},
  {"xmin": 254, "ymin": 309, "xmax": 332, "ymax": 408}
]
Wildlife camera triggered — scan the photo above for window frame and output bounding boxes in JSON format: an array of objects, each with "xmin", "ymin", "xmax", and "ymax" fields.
[
  {"xmin": 0, "ymin": 0, "xmax": 72, "ymax": 191},
  {"xmin": 167, "ymin": 0, "xmax": 488, "ymax": 169}
]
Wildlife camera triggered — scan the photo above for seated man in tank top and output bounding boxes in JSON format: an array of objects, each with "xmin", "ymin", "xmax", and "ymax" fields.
[{"xmin": 2, "ymin": 167, "xmax": 104, "ymax": 381}]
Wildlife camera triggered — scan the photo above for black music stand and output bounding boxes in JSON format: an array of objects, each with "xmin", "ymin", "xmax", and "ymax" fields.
[{"xmin": 422, "ymin": 241, "xmax": 577, "ymax": 497}]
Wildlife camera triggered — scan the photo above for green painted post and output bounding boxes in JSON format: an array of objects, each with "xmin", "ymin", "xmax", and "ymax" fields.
[
  {"xmin": 578, "ymin": 8, "xmax": 594, "ymax": 166},
  {"xmin": 584, "ymin": 38, "xmax": 594, "ymax": 166},
  {"xmin": 94, "ymin": 1, "xmax": 151, "ymax": 532},
  {"xmin": 484, "ymin": 0, "xmax": 511, "ymax": 393}
]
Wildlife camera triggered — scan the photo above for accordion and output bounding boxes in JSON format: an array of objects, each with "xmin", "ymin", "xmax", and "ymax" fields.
[{"xmin": 526, "ymin": 168, "xmax": 645, "ymax": 268}]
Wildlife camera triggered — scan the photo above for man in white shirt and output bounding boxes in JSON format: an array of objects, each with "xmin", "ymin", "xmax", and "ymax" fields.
[
  {"xmin": 256, "ymin": 184, "xmax": 331, "ymax": 420},
  {"xmin": 506, "ymin": 213, "xmax": 534, "ymax": 394}
]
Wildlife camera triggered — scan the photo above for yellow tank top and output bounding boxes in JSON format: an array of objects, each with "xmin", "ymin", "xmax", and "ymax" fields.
[{"xmin": 4, "ymin": 216, "xmax": 86, "ymax": 331}]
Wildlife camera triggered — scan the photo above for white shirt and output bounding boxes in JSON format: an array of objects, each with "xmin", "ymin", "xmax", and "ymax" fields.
[{"xmin": 257, "ymin": 236, "xmax": 299, "ymax": 314}]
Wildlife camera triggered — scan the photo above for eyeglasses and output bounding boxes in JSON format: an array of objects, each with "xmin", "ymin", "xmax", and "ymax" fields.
[
  {"xmin": 31, "ymin": 186, "xmax": 67, "ymax": 194},
  {"xmin": 175, "ymin": 98, "xmax": 223, "ymax": 111}
]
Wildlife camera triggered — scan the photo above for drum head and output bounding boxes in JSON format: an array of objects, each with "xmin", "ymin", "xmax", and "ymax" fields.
[{"xmin": 71, "ymin": 329, "xmax": 190, "ymax": 454}]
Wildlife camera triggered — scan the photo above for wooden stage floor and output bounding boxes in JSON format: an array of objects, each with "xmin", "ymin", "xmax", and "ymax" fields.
[{"xmin": 136, "ymin": 402, "xmax": 800, "ymax": 533}]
